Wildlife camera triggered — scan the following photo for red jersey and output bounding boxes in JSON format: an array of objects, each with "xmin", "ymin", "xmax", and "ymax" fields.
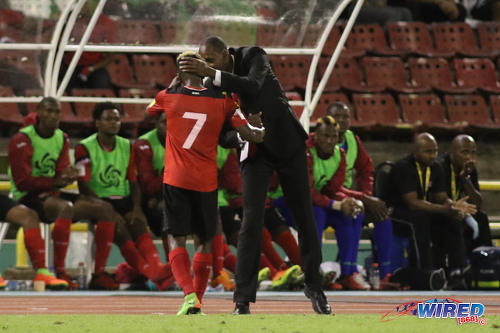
[{"xmin": 148, "ymin": 86, "xmax": 247, "ymax": 192}]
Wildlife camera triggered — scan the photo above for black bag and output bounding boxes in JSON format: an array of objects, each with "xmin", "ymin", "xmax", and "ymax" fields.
[
  {"xmin": 470, "ymin": 246, "xmax": 500, "ymax": 289},
  {"xmin": 391, "ymin": 267, "xmax": 447, "ymax": 290}
]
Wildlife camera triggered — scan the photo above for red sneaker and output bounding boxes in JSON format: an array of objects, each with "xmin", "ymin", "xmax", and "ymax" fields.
[
  {"xmin": 211, "ymin": 270, "xmax": 235, "ymax": 291},
  {"xmin": 55, "ymin": 271, "xmax": 78, "ymax": 290},
  {"xmin": 0, "ymin": 274, "xmax": 6, "ymax": 290},
  {"xmin": 325, "ymin": 282, "xmax": 343, "ymax": 290},
  {"xmin": 89, "ymin": 272, "xmax": 119, "ymax": 290},
  {"xmin": 338, "ymin": 274, "xmax": 369, "ymax": 290}
]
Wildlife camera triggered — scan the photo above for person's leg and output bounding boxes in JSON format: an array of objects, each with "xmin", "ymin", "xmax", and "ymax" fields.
[
  {"xmin": 472, "ymin": 210, "xmax": 492, "ymax": 249},
  {"xmin": 266, "ymin": 210, "xmax": 301, "ymax": 265},
  {"xmin": 211, "ymin": 213, "xmax": 225, "ymax": 279},
  {"xmin": 43, "ymin": 196, "xmax": 74, "ymax": 276},
  {"xmin": 192, "ymin": 236, "xmax": 212, "ymax": 304},
  {"xmin": 261, "ymin": 227, "xmax": 287, "ymax": 271},
  {"xmin": 329, "ymin": 210, "xmax": 354, "ymax": 276},
  {"xmin": 372, "ymin": 218, "xmax": 393, "ymax": 278},
  {"xmin": 234, "ymin": 156, "xmax": 273, "ymax": 305},
  {"xmin": 277, "ymin": 150, "xmax": 323, "ymax": 291},
  {"xmin": 348, "ymin": 214, "xmax": 364, "ymax": 275}
]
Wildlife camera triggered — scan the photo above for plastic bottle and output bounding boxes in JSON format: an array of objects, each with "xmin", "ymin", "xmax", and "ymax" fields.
[
  {"xmin": 369, "ymin": 263, "xmax": 380, "ymax": 290},
  {"xmin": 77, "ymin": 262, "xmax": 87, "ymax": 290}
]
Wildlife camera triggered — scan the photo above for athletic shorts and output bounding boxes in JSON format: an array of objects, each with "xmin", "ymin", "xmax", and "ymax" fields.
[
  {"xmin": 0, "ymin": 194, "xmax": 19, "ymax": 221},
  {"xmin": 163, "ymin": 183, "xmax": 217, "ymax": 242},
  {"xmin": 219, "ymin": 206, "xmax": 241, "ymax": 239},
  {"xmin": 142, "ymin": 194, "xmax": 166, "ymax": 237},
  {"xmin": 102, "ymin": 197, "xmax": 133, "ymax": 217},
  {"xmin": 19, "ymin": 191, "xmax": 79, "ymax": 223}
]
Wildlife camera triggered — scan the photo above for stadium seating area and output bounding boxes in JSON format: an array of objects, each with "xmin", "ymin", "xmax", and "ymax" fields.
[{"xmin": 2, "ymin": 20, "xmax": 500, "ymax": 135}]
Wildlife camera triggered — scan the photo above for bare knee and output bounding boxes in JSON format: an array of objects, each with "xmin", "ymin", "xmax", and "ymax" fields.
[{"xmin": 6, "ymin": 205, "xmax": 39, "ymax": 230}]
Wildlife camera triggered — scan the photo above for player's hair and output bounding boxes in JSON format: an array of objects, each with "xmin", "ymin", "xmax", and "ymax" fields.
[
  {"xmin": 176, "ymin": 51, "xmax": 203, "ymax": 68},
  {"xmin": 317, "ymin": 115, "xmax": 339, "ymax": 128},
  {"xmin": 202, "ymin": 36, "xmax": 227, "ymax": 52},
  {"xmin": 36, "ymin": 96, "xmax": 59, "ymax": 110},
  {"xmin": 326, "ymin": 101, "xmax": 349, "ymax": 115},
  {"xmin": 92, "ymin": 102, "xmax": 123, "ymax": 121}
]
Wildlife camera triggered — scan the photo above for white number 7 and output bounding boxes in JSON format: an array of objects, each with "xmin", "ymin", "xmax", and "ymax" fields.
[{"xmin": 182, "ymin": 112, "xmax": 207, "ymax": 149}]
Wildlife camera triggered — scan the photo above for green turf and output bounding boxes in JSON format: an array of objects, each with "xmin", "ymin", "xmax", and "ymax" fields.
[{"xmin": 0, "ymin": 314, "xmax": 498, "ymax": 333}]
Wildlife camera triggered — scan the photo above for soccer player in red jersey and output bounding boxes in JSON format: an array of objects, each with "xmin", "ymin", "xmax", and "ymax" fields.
[{"xmin": 148, "ymin": 51, "xmax": 265, "ymax": 315}]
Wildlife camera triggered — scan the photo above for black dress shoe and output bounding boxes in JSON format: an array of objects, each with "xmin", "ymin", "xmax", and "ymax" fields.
[
  {"xmin": 233, "ymin": 302, "xmax": 250, "ymax": 315},
  {"xmin": 304, "ymin": 287, "xmax": 332, "ymax": 315}
]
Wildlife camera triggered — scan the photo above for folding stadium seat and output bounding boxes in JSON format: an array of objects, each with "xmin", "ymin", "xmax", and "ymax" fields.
[
  {"xmin": 342, "ymin": 24, "xmax": 408, "ymax": 57},
  {"xmin": 106, "ymin": 54, "xmax": 143, "ymax": 88},
  {"xmin": 132, "ymin": 54, "xmax": 177, "ymax": 89},
  {"xmin": 322, "ymin": 24, "xmax": 365, "ymax": 58},
  {"xmin": 256, "ymin": 21, "xmax": 299, "ymax": 47},
  {"xmin": 431, "ymin": 23, "xmax": 493, "ymax": 57},
  {"xmin": 444, "ymin": 94, "xmax": 497, "ymax": 128},
  {"xmin": 0, "ymin": 86, "xmax": 23, "ymax": 126},
  {"xmin": 119, "ymin": 89, "xmax": 157, "ymax": 124},
  {"xmin": 115, "ymin": 20, "xmax": 160, "ymax": 45},
  {"xmin": 0, "ymin": 51, "xmax": 40, "ymax": 79},
  {"xmin": 361, "ymin": 57, "xmax": 430, "ymax": 93},
  {"xmin": 269, "ymin": 55, "xmax": 311, "ymax": 90},
  {"xmin": 398, "ymin": 93, "xmax": 452, "ymax": 129},
  {"xmin": 476, "ymin": 22, "xmax": 500, "ymax": 56},
  {"xmin": 159, "ymin": 22, "xmax": 177, "ymax": 44},
  {"xmin": 386, "ymin": 22, "xmax": 454, "ymax": 58},
  {"xmin": 311, "ymin": 92, "xmax": 350, "ymax": 124},
  {"xmin": 488, "ymin": 95, "xmax": 500, "ymax": 126},
  {"xmin": 408, "ymin": 57, "xmax": 475, "ymax": 94},
  {"xmin": 453, "ymin": 58, "xmax": 500, "ymax": 93},
  {"xmin": 316, "ymin": 57, "xmax": 384, "ymax": 93},
  {"xmin": 285, "ymin": 91, "xmax": 304, "ymax": 119},
  {"xmin": 351, "ymin": 93, "xmax": 402, "ymax": 128},
  {"xmin": 72, "ymin": 88, "xmax": 115, "ymax": 124}
]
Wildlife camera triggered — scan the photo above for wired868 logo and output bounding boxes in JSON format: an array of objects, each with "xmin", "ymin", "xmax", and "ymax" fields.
[{"xmin": 381, "ymin": 298, "xmax": 487, "ymax": 326}]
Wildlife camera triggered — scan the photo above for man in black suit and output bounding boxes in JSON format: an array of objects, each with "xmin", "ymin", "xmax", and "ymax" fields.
[{"xmin": 179, "ymin": 36, "xmax": 330, "ymax": 315}]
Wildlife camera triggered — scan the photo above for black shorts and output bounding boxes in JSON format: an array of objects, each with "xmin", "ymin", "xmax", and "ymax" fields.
[
  {"xmin": 163, "ymin": 183, "xmax": 217, "ymax": 242},
  {"xmin": 19, "ymin": 192, "xmax": 79, "ymax": 223},
  {"xmin": 142, "ymin": 194, "xmax": 166, "ymax": 237},
  {"xmin": 102, "ymin": 197, "xmax": 133, "ymax": 216},
  {"xmin": 220, "ymin": 206, "xmax": 241, "ymax": 239},
  {"xmin": 0, "ymin": 195, "xmax": 19, "ymax": 220}
]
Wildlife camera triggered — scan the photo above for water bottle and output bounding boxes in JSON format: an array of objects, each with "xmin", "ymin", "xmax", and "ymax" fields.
[
  {"xmin": 369, "ymin": 263, "xmax": 380, "ymax": 290},
  {"xmin": 77, "ymin": 262, "xmax": 87, "ymax": 290}
]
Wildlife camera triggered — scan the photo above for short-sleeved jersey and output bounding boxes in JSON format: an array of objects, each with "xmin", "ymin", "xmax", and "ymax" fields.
[{"xmin": 147, "ymin": 85, "xmax": 247, "ymax": 192}]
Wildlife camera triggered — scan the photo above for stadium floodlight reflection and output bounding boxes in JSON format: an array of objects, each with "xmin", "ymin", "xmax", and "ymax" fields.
[{"xmin": 0, "ymin": 0, "xmax": 363, "ymax": 131}]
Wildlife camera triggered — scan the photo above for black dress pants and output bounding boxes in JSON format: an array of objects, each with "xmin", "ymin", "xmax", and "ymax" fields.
[{"xmin": 233, "ymin": 148, "xmax": 323, "ymax": 303}]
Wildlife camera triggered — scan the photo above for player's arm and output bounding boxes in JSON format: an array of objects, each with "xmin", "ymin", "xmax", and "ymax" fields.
[
  {"xmin": 231, "ymin": 110, "xmax": 265, "ymax": 143},
  {"xmin": 74, "ymin": 144, "xmax": 100, "ymax": 198},
  {"xmin": 133, "ymin": 140, "xmax": 163, "ymax": 195}
]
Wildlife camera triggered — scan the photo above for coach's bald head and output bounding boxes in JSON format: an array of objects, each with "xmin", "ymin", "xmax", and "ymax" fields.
[{"xmin": 414, "ymin": 132, "xmax": 438, "ymax": 167}]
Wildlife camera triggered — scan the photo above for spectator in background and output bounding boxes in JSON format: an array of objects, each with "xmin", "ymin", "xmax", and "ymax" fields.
[
  {"xmin": 60, "ymin": 3, "xmax": 115, "ymax": 94},
  {"xmin": 385, "ymin": 133, "xmax": 476, "ymax": 289},
  {"xmin": 8, "ymin": 97, "xmax": 122, "ymax": 290},
  {"xmin": 436, "ymin": 135, "xmax": 492, "ymax": 255},
  {"xmin": 326, "ymin": 102, "xmax": 394, "ymax": 289},
  {"xmin": 75, "ymin": 102, "xmax": 174, "ymax": 291},
  {"xmin": 388, "ymin": 0, "xmax": 466, "ymax": 22},
  {"xmin": 342, "ymin": 0, "xmax": 413, "ymax": 25}
]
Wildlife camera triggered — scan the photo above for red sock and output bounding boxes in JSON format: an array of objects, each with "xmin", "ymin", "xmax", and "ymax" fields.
[
  {"xmin": 169, "ymin": 247, "xmax": 194, "ymax": 296},
  {"xmin": 24, "ymin": 227, "xmax": 46, "ymax": 270},
  {"xmin": 136, "ymin": 233, "xmax": 162, "ymax": 277},
  {"xmin": 223, "ymin": 243, "xmax": 237, "ymax": 273},
  {"xmin": 94, "ymin": 221, "xmax": 114, "ymax": 274},
  {"xmin": 52, "ymin": 218, "xmax": 72, "ymax": 273},
  {"xmin": 275, "ymin": 229, "xmax": 301, "ymax": 265},
  {"xmin": 162, "ymin": 236, "xmax": 169, "ymax": 261},
  {"xmin": 261, "ymin": 254, "xmax": 277, "ymax": 278},
  {"xmin": 262, "ymin": 228, "xmax": 287, "ymax": 271},
  {"xmin": 192, "ymin": 252, "xmax": 212, "ymax": 302},
  {"xmin": 211, "ymin": 234, "xmax": 224, "ymax": 278},
  {"xmin": 119, "ymin": 240, "xmax": 155, "ymax": 280}
]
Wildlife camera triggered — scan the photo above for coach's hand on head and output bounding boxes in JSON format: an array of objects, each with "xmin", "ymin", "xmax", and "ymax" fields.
[{"xmin": 178, "ymin": 57, "xmax": 216, "ymax": 78}]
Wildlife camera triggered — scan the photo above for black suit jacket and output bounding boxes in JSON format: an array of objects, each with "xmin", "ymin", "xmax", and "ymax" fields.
[{"xmin": 218, "ymin": 46, "xmax": 308, "ymax": 160}]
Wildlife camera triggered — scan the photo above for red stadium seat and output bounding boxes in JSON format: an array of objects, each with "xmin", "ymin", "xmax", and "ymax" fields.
[
  {"xmin": 0, "ymin": 86, "xmax": 23, "ymax": 125},
  {"xmin": 0, "ymin": 51, "xmax": 40, "ymax": 79},
  {"xmin": 352, "ymin": 93, "xmax": 401, "ymax": 128},
  {"xmin": 285, "ymin": 91, "xmax": 304, "ymax": 119},
  {"xmin": 488, "ymin": 95, "xmax": 500, "ymax": 125},
  {"xmin": 444, "ymin": 94, "xmax": 497, "ymax": 128},
  {"xmin": 476, "ymin": 22, "xmax": 500, "ymax": 56},
  {"xmin": 269, "ymin": 55, "xmax": 311, "ymax": 90},
  {"xmin": 106, "ymin": 54, "xmax": 140, "ymax": 88},
  {"xmin": 72, "ymin": 89, "xmax": 115, "ymax": 123},
  {"xmin": 316, "ymin": 57, "xmax": 384, "ymax": 93},
  {"xmin": 159, "ymin": 22, "xmax": 177, "ymax": 44},
  {"xmin": 322, "ymin": 24, "xmax": 365, "ymax": 57},
  {"xmin": 256, "ymin": 21, "xmax": 298, "ymax": 47},
  {"xmin": 431, "ymin": 23, "xmax": 493, "ymax": 57},
  {"xmin": 119, "ymin": 89, "xmax": 157, "ymax": 124},
  {"xmin": 408, "ymin": 57, "xmax": 475, "ymax": 94},
  {"xmin": 132, "ymin": 54, "xmax": 177, "ymax": 89},
  {"xmin": 342, "ymin": 24, "xmax": 407, "ymax": 56},
  {"xmin": 386, "ymin": 22, "xmax": 454, "ymax": 57},
  {"xmin": 115, "ymin": 20, "xmax": 160, "ymax": 45},
  {"xmin": 311, "ymin": 92, "xmax": 349, "ymax": 124},
  {"xmin": 453, "ymin": 58, "xmax": 500, "ymax": 93},
  {"xmin": 398, "ymin": 93, "xmax": 452, "ymax": 129},
  {"xmin": 361, "ymin": 56, "xmax": 430, "ymax": 93}
]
